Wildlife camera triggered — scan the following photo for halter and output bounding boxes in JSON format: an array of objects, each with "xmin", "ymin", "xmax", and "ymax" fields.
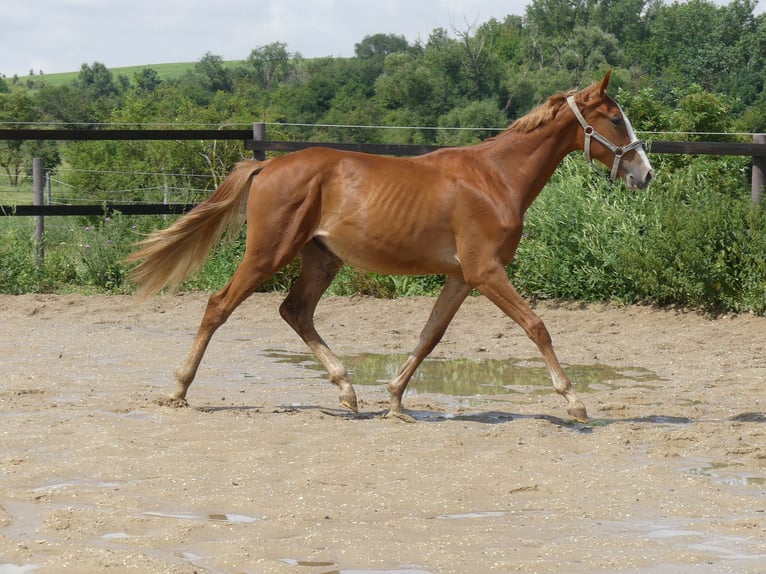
[{"xmin": 566, "ymin": 95, "xmax": 645, "ymax": 181}]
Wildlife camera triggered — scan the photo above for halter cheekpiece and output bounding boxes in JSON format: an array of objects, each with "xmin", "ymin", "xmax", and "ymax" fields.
[{"xmin": 566, "ymin": 95, "xmax": 644, "ymax": 181}]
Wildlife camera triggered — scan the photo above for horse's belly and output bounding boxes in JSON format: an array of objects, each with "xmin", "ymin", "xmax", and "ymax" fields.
[{"xmin": 315, "ymin": 231, "xmax": 460, "ymax": 276}]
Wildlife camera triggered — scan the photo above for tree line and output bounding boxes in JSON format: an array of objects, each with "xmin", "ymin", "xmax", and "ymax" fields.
[{"xmin": 1, "ymin": 0, "xmax": 765, "ymax": 191}]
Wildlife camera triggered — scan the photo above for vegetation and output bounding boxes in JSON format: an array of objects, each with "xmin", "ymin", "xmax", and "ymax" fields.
[{"xmin": 1, "ymin": 0, "xmax": 765, "ymax": 314}]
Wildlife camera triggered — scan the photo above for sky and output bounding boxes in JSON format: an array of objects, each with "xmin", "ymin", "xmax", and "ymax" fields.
[{"xmin": 0, "ymin": 0, "xmax": 531, "ymax": 78}]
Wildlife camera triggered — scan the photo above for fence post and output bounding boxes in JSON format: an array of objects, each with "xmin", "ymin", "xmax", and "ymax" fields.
[
  {"xmin": 252, "ymin": 122, "xmax": 266, "ymax": 161},
  {"xmin": 32, "ymin": 157, "xmax": 45, "ymax": 265},
  {"xmin": 753, "ymin": 133, "xmax": 765, "ymax": 206}
]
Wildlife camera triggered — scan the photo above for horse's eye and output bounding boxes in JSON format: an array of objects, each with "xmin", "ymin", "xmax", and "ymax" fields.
[{"xmin": 611, "ymin": 116, "xmax": 623, "ymax": 127}]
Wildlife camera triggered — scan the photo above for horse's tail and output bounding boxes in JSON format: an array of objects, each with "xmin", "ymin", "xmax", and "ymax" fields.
[{"xmin": 126, "ymin": 159, "xmax": 270, "ymax": 298}]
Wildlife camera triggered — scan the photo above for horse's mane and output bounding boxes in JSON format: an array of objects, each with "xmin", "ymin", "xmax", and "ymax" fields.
[{"xmin": 506, "ymin": 89, "xmax": 576, "ymax": 134}]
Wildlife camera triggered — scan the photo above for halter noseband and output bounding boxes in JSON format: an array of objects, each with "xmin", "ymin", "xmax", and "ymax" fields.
[{"xmin": 566, "ymin": 95, "xmax": 644, "ymax": 181}]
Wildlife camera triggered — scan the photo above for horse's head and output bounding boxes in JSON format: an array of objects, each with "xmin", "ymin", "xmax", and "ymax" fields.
[{"xmin": 568, "ymin": 71, "xmax": 654, "ymax": 190}]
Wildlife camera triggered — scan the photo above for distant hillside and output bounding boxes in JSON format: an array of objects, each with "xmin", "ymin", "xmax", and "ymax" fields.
[{"xmin": 16, "ymin": 60, "xmax": 243, "ymax": 87}]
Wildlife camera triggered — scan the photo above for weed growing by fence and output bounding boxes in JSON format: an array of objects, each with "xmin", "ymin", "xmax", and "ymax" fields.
[{"xmin": 511, "ymin": 157, "xmax": 766, "ymax": 314}]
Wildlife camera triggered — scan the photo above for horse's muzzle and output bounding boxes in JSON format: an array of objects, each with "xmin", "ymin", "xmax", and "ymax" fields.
[{"xmin": 626, "ymin": 167, "xmax": 654, "ymax": 190}]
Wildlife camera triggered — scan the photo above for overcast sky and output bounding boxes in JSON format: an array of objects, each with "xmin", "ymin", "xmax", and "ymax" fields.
[{"xmin": 0, "ymin": 0, "xmax": 531, "ymax": 78}]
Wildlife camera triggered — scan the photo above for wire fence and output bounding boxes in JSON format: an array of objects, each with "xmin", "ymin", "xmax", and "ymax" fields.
[{"xmin": 1, "ymin": 122, "xmax": 765, "ymax": 214}]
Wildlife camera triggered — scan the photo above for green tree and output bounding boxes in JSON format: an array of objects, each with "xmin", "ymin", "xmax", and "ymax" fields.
[
  {"xmin": 176, "ymin": 52, "xmax": 233, "ymax": 104},
  {"xmin": 244, "ymin": 42, "xmax": 300, "ymax": 90},
  {"xmin": 436, "ymin": 99, "xmax": 507, "ymax": 146},
  {"xmin": 355, "ymin": 33, "xmax": 412, "ymax": 60},
  {"xmin": 133, "ymin": 68, "xmax": 163, "ymax": 94},
  {"xmin": 0, "ymin": 90, "xmax": 34, "ymax": 185},
  {"xmin": 524, "ymin": 0, "xmax": 589, "ymax": 68},
  {"xmin": 591, "ymin": 0, "xmax": 649, "ymax": 47},
  {"xmin": 75, "ymin": 62, "xmax": 119, "ymax": 99},
  {"xmin": 642, "ymin": 0, "xmax": 759, "ymax": 92},
  {"xmin": 0, "ymin": 90, "xmax": 60, "ymax": 185},
  {"xmin": 71, "ymin": 62, "xmax": 123, "ymax": 122},
  {"xmin": 33, "ymin": 83, "xmax": 94, "ymax": 125}
]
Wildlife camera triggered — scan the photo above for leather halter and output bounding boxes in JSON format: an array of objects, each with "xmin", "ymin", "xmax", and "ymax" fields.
[{"xmin": 566, "ymin": 95, "xmax": 645, "ymax": 181}]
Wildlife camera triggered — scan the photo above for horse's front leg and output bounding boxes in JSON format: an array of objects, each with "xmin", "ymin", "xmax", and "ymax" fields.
[
  {"xmin": 386, "ymin": 275, "xmax": 471, "ymax": 417},
  {"xmin": 473, "ymin": 266, "xmax": 588, "ymax": 422}
]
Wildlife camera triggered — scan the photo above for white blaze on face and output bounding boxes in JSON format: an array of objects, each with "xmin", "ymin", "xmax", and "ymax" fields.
[
  {"xmin": 618, "ymin": 105, "xmax": 653, "ymax": 188},
  {"xmin": 622, "ymin": 108, "xmax": 652, "ymax": 171}
]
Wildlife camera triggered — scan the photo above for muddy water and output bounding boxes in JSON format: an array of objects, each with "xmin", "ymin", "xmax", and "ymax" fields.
[{"xmin": 266, "ymin": 350, "xmax": 661, "ymax": 397}]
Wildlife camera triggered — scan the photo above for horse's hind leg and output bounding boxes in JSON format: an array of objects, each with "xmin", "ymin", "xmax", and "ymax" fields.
[
  {"xmin": 386, "ymin": 275, "xmax": 472, "ymax": 417},
  {"xmin": 171, "ymin": 253, "xmax": 287, "ymax": 404},
  {"xmin": 278, "ymin": 239, "xmax": 357, "ymax": 410}
]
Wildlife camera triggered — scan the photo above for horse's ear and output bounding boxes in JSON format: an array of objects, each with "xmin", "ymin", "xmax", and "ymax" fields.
[{"xmin": 597, "ymin": 70, "xmax": 612, "ymax": 96}]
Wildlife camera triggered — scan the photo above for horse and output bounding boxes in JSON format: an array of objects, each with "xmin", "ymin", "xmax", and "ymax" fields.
[{"xmin": 126, "ymin": 70, "xmax": 653, "ymax": 423}]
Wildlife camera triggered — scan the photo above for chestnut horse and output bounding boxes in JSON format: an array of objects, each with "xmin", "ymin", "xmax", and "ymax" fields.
[{"xmin": 127, "ymin": 71, "xmax": 653, "ymax": 422}]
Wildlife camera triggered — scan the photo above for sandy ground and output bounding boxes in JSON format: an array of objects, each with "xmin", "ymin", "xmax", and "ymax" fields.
[{"xmin": 0, "ymin": 292, "xmax": 765, "ymax": 574}]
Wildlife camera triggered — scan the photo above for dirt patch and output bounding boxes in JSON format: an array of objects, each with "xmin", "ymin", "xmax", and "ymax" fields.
[{"xmin": 1, "ymin": 292, "xmax": 765, "ymax": 573}]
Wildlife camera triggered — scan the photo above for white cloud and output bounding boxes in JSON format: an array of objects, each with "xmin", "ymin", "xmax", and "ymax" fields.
[
  {"xmin": 0, "ymin": 0, "xmax": 528, "ymax": 76},
  {"xmin": 6, "ymin": 0, "xmax": 756, "ymax": 78}
]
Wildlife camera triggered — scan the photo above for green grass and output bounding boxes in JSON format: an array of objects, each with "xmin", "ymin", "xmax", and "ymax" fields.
[
  {"xmin": 0, "ymin": 179, "xmax": 75, "ymax": 206},
  {"xmin": 16, "ymin": 60, "xmax": 245, "ymax": 88}
]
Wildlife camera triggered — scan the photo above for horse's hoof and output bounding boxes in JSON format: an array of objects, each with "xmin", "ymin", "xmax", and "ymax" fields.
[
  {"xmin": 156, "ymin": 396, "xmax": 188, "ymax": 408},
  {"xmin": 384, "ymin": 410, "xmax": 417, "ymax": 423},
  {"xmin": 340, "ymin": 394, "xmax": 359, "ymax": 413},
  {"xmin": 567, "ymin": 404, "xmax": 589, "ymax": 423}
]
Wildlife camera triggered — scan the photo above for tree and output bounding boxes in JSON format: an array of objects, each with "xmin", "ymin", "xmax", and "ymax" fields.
[
  {"xmin": 558, "ymin": 25, "xmax": 623, "ymax": 73},
  {"xmin": 177, "ymin": 52, "xmax": 233, "ymax": 103},
  {"xmin": 524, "ymin": 0, "xmax": 589, "ymax": 68},
  {"xmin": 75, "ymin": 62, "xmax": 119, "ymax": 99},
  {"xmin": 452, "ymin": 20, "xmax": 500, "ymax": 99},
  {"xmin": 245, "ymin": 42, "xmax": 299, "ymax": 90},
  {"xmin": 591, "ymin": 0, "xmax": 649, "ymax": 47},
  {"xmin": 642, "ymin": 0, "xmax": 759, "ymax": 92},
  {"xmin": 0, "ymin": 90, "xmax": 59, "ymax": 185},
  {"xmin": 481, "ymin": 16, "xmax": 527, "ymax": 66},
  {"xmin": 355, "ymin": 33, "xmax": 412, "ymax": 59},
  {"xmin": 133, "ymin": 68, "xmax": 163, "ymax": 94},
  {"xmin": 436, "ymin": 99, "xmax": 507, "ymax": 146}
]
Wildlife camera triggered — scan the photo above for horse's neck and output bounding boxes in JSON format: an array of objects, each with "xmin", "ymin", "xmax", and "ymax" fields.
[{"xmin": 486, "ymin": 115, "xmax": 578, "ymax": 212}]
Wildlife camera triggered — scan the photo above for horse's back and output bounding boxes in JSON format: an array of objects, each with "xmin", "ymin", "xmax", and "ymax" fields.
[{"xmin": 249, "ymin": 147, "xmax": 464, "ymax": 275}]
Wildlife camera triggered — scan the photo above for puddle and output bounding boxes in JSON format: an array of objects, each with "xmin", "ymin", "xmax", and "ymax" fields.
[
  {"xmin": 599, "ymin": 519, "xmax": 766, "ymax": 563},
  {"xmin": 0, "ymin": 566, "xmax": 40, "ymax": 574},
  {"xmin": 280, "ymin": 563, "xmax": 432, "ymax": 574},
  {"xmin": 646, "ymin": 528, "xmax": 703, "ymax": 539},
  {"xmin": 322, "ymin": 570, "xmax": 432, "ymax": 574},
  {"xmin": 101, "ymin": 532, "xmax": 130, "ymax": 539},
  {"xmin": 266, "ymin": 351, "xmax": 659, "ymax": 397},
  {"xmin": 144, "ymin": 511, "xmax": 262, "ymax": 523},
  {"xmin": 280, "ymin": 559, "xmax": 337, "ymax": 567},
  {"xmin": 279, "ymin": 559, "xmax": 433, "ymax": 574},
  {"xmin": 32, "ymin": 480, "xmax": 120, "ymax": 493},
  {"xmin": 687, "ymin": 462, "xmax": 766, "ymax": 488},
  {"xmin": 434, "ymin": 511, "xmax": 511, "ymax": 519},
  {"xmin": 208, "ymin": 513, "xmax": 262, "ymax": 523}
]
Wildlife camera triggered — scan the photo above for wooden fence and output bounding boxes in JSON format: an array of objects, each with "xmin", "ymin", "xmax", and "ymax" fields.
[{"xmin": 1, "ymin": 123, "xmax": 765, "ymax": 220}]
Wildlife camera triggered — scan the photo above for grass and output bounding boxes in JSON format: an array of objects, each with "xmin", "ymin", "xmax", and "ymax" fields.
[{"xmin": 14, "ymin": 60, "xmax": 245, "ymax": 88}]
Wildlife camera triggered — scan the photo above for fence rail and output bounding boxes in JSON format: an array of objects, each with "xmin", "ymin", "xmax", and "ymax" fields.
[
  {"xmin": 2, "ymin": 203, "xmax": 194, "ymax": 216},
  {"xmin": 2, "ymin": 124, "xmax": 765, "ymax": 220},
  {"xmin": 0, "ymin": 128, "xmax": 252, "ymax": 141}
]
